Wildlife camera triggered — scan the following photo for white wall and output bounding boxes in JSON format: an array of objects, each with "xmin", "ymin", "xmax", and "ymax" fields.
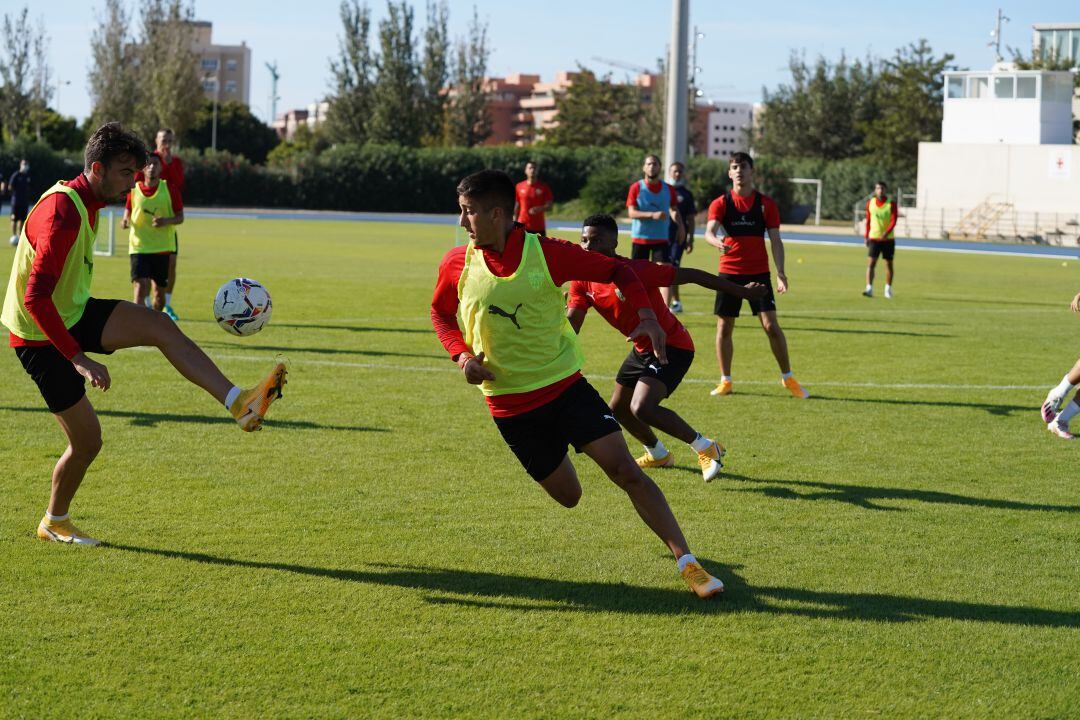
[
  {"xmin": 705, "ymin": 103, "xmax": 752, "ymax": 158},
  {"xmin": 917, "ymin": 142, "xmax": 1080, "ymax": 213}
]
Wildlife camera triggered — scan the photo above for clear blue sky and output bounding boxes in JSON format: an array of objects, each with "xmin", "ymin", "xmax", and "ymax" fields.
[{"xmin": 30, "ymin": 0, "xmax": 1078, "ymax": 124}]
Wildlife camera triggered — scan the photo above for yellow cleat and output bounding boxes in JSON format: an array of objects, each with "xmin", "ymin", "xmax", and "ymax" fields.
[
  {"xmin": 697, "ymin": 440, "xmax": 726, "ymax": 482},
  {"xmin": 37, "ymin": 516, "xmax": 101, "ymax": 546},
  {"xmin": 636, "ymin": 451, "xmax": 675, "ymax": 469},
  {"xmin": 681, "ymin": 561, "xmax": 724, "ymax": 598},
  {"xmin": 231, "ymin": 362, "xmax": 288, "ymax": 432},
  {"xmin": 710, "ymin": 380, "xmax": 733, "ymax": 396},
  {"xmin": 782, "ymin": 376, "xmax": 809, "ymax": 399}
]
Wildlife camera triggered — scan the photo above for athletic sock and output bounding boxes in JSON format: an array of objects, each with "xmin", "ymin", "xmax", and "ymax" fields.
[
  {"xmin": 224, "ymin": 386, "xmax": 242, "ymax": 410},
  {"xmin": 1057, "ymin": 401, "xmax": 1080, "ymax": 425},
  {"xmin": 645, "ymin": 439, "xmax": 668, "ymax": 459},
  {"xmin": 45, "ymin": 511, "xmax": 69, "ymax": 522},
  {"xmin": 165, "ymin": 292, "xmax": 173, "ymax": 305},
  {"xmin": 781, "ymin": 371, "xmax": 794, "ymax": 380},
  {"xmin": 676, "ymin": 553, "xmax": 697, "ymax": 572},
  {"xmin": 885, "ymin": 284, "xmax": 892, "ymax": 292},
  {"xmin": 865, "ymin": 284, "xmax": 872, "ymax": 293},
  {"xmin": 721, "ymin": 375, "xmax": 732, "ymax": 384},
  {"xmin": 143, "ymin": 296, "xmax": 152, "ymax": 308},
  {"xmin": 689, "ymin": 434, "xmax": 713, "ymax": 453},
  {"xmin": 1050, "ymin": 375, "xmax": 1077, "ymax": 402}
]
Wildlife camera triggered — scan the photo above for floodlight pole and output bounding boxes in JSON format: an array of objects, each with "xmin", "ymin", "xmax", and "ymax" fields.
[{"xmin": 663, "ymin": 0, "xmax": 690, "ymax": 171}]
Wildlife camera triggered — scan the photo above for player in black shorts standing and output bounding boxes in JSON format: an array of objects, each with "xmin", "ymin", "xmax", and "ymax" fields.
[
  {"xmin": 666, "ymin": 161, "xmax": 696, "ymax": 313},
  {"xmin": 626, "ymin": 154, "xmax": 683, "ymax": 270}
]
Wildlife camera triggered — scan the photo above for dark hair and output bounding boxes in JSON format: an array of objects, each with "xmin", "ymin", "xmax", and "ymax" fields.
[
  {"xmin": 456, "ymin": 169, "xmax": 515, "ymax": 213},
  {"xmin": 644, "ymin": 153, "xmax": 661, "ymax": 164},
  {"xmin": 85, "ymin": 122, "xmax": 148, "ymax": 171},
  {"xmin": 729, "ymin": 151, "xmax": 753, "ymax": 168},
  {"xmin": 669, "ymin": 161, "xmax": 685, "ymax": 170},
  {"xmin": 157, "ymin": 128, "xmax": 175, "ymax": 136},
  {"xmin": 525, "ymin": 160, "xmax": 537, "ymax": 167},
  {"xmin": 582, "ymin": 213, "xmax": 619, "ymax": 237},
  {"xmin": 875, "ymin": 180, "xmax": 888, "ymax": 189}
]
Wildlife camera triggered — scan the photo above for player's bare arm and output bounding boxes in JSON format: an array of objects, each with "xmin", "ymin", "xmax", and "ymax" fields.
[
  {"xmin": 703, "ymin": 218, "xmax": 727, "ymax": 252},
  {"xmin": 71, "ymin": 352, "xmax": 111, "ymax": 391},
  {"xmin": 628, "ymin": 205, "xmax": 664, "ymax": 221},
  {"xmin": 1071, "ymin": 292, "xmax": 1080, "ymax": 312},
  {"xmin": 457, "ymin": 351, "xmax": 495, "ymax": 384},
  {"xmin": 768, "ymin": 227, "xmax": 788, "ymax": 293},
  {"xmin": 152, "ymin": 209, "xmax": 184, "ymax": 228},
  {"xmin": 121, "ymin": 207, "xmax": 131, "ymax": 229},
  {"xmin": 627, "ymin": 308, "xmax": 667, "ymax": 364},
  {"xmin": 566, "ymin": 306, "xmax": 587, "ymax": 334},
  {"xmin": 674, "ymin": 268, "xmax": 767, "ymax": 299}
]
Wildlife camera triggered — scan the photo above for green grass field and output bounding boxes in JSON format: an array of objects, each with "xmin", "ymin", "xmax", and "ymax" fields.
[{"xmin": 1, "ymin": 218, "xmax": 1077, "ymax": 718}]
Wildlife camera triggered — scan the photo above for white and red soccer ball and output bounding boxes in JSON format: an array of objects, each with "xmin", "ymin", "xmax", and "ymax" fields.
[{"xmin": 214, "ymin": 277, "xmax": 272, "ymax": 336}]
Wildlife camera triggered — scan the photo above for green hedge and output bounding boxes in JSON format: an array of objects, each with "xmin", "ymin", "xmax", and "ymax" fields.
[
  {"xmin": 0, "ymin": 140, "xmax": 82, "ymax": 205},
  {"xmin": 766, "ymin": 156, "xmax": 916, "ymax": 221}
]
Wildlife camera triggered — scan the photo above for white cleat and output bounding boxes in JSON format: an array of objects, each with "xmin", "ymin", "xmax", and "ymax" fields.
[
  {"xmin": 1047, "ymin": 420, "xmax": 1074, "ymax": 440},
  {"xmin": 884, "ymin": 286, "xmax": 893, "ymax": 299}
]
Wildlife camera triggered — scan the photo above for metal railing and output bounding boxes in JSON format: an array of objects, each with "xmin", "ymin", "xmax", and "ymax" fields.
[{"xmin": 850, "ymin": 202, "xmax": 1080, "ymax": 245}]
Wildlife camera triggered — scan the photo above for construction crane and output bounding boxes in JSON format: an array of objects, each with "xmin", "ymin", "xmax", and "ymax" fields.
[
  {"xmin": 265, "ymin": 61, "xmax": 280, "ymax": 124},
  {"xmin": 590, "ymin": 56, "xmax": 652, "ymax": 76}
]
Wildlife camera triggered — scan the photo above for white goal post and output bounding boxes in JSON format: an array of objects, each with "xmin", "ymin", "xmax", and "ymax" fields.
[
  {"xmin": 94, "ymin": 208, "xmax": 117, "ymax": 256},
  {"xmin": 788, "ymin": 178, "xmax": 822, "ymax": 226}
]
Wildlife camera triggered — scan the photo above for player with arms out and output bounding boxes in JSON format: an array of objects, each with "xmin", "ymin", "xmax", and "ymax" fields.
[
  {"xmin": 121, "ymin": 152, "xmax": 182, "ymax": 311},
  {"xmin": 1040, "ymin": 290, "xmax": 1080, "ymax": 439},
  {"xmin": 431, "ymin": 170, "xmax": 724, "ymax": 598},
  {"xmin": 513, "ymin": 161, "xmax": 554, "ymax": 236},
  {"xmin": 2, "ymin": 123, "xmax": 287, "ymax": 546},
  {"xmin": 567, "ymin": 213, "xmax": 766, "ymax": 481},
  {"xmin": 705, "ymin": 152, "xmax": 809, "ymax": 399}
]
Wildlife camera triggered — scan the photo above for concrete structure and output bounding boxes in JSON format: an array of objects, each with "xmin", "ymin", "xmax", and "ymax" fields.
[
  {"xmin": 191, "ymin": 21, "xmax": 251, "ymax": 107},
  {"xmin": 942, "ymin": 67, "xmax": 1074, "ymax": 145},
  {"xmin": 1032, "ymin": 23, "xmax": 1080, "ymax": 67},
  {"xmin": 273, "ymin": 101, "xmax": 329, "ymax": 142},
  {"xmin": 698, "ymin": 101, "xmax": 753, "ymax": 158}
]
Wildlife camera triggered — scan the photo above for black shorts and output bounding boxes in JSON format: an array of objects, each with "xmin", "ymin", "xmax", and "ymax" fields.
[
  {"xmin": 14, "ymin": 298, "xmax": 121, "ymax": 413},
  {"xmin": 11, "ymin": 202, "xmax": 28, "ymax": 222},
  {"xmin": 867, "ymin": 240, "xmax": 895, "ymax": 261},
  {"xmin": 493, "ymin": 377, "xmax": 621, "ymax": 482},
  {"xmin": 668, "ymin": 239, "xmax": 686, "ymax": 267},
  {"xmin": 130, "ymin": 253, "xmax": 171, "ymax": 285},
  {"xmin": 172, "ymin": 233, "xmax": 179, "ymax": 256},
  {"xmin": 615, "ymin": 345, "xmax": 695, "ymax": 396},
  {"xmin": 631, "ymin": 242, "xmax": 670, "ymax": 263},
  {"xmin": 714, "ymin": 272, "xmax": 777, "ymax": 317}
]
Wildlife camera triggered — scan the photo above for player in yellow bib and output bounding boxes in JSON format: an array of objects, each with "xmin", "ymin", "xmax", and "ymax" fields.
[
  {"xmin": 2, "ymin": 123, "xmax": 288, "ymax": 546},
  {"xmin": 863, "ymin": 180, "xmax": 897, "ymax": 298},
  {"xmin": 121, "ymin": 152, "xmax": 182, "ymax": 311}
]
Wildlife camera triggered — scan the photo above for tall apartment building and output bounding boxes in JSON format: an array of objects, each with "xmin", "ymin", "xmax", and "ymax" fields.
[
  {"xmin": 693, "ymin": 101, "xmax": 754, "ymax": 158},
  {"xmin": 190, "ymin": 21, "xmax": 252, "ymax": 107}
]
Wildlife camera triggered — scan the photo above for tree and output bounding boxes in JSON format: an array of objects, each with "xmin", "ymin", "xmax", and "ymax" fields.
[
  {"xmin": 88, "ymin": 0, "xmax": 138, "ymax": 132},
  {"xmin": 183, "ymin": 100, "xmax": 279, "ymax": 163},
  {"xmin": 442, "ymin": 7, "xmax": 490, "ymax": 147},
  {"xmin": 20, "ymin": 107, "xmax": 84, "ymax": 151},
  {"xmin": 543, "ymin": 68, "xmax": 649, "ymax": 148},
  {"xmin": 862, "ymin": 40, "xmax": 954, "ymax": 170},
  {"xmin": 418, "ymin": 1, "xmax": 449, "ymax": 146},
  {"xmin": 367, "ymin": 1, "xmax": 422, "ymax": 145},
  {"xmin": 0, "ymin": 7, "xmax": 35, "ymax": 141},
  {"xmin": 132, "ymin": 0, "xmax": 202, "ymax": 140},
  {"xmin": 754, "ymin": 51, "xmax": 878, "ymax": 161},
  {"xmin": 325, "ymin": 0, "xmax": 375, "ymax": 145}
]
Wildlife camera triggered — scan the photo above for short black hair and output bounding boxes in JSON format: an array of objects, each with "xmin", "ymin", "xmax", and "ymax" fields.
[
  {"xmin": 147, "ymin": 151, "xmax": 162, "ymax": 163},
  {"xmin": 875, "ymin": 180, "xmax": 888, "ymax": 189},
  {"xmin": 582, "ymin": 213, "xmax": 619, "ymax": 237},
  {"xmin": 729, "ymin": 151, "xmax": 753, "ymax": 168},
  {"xmin": 85, "ymin": 122, "xmax": 148, "ymax": 171},
  {"xmin": 669, "ymin": 161, "xmax": 685, "ymax": 170},
  {"xmin": 456, "ymin": 169, "xmax": 515, "ymax": 213},
  {"xmin": 644, "ymin": 153, "xmax": 661, "ymax": 164}
]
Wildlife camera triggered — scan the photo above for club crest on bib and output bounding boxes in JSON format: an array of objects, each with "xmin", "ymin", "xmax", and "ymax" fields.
[{"xmin": 527, "ymin": 268, "xmax": 545, "ymax": 290}]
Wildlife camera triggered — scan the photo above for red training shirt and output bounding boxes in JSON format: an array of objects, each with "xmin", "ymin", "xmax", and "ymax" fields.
[
  {"xmin": 627, "ymin": 179, "xmax": 679, "ymax": 245},
  {"xmin": 568, "ymin": 259, "xmax": 694, "ymax": 354},
  {"xmin": 707, "ymin": 191, "xmax": 781, "ymax": 275},
  {"xmin": 134, "ymin": 154, "xmax": 185, "ymax": 197},
  {"xmin": 864, "ymin": 197, "xmax": 898, "ymax": 240},
  {"xmin": 8, "ymin": 173, "xmax": 107, "ymax": 360},
  {"xmin": 431, "ymin": 225, "xmax": 652, "ymax": 417},
  {"xmin": 515, "ymin": 180, "xmax": 553, "ymax": 231}
]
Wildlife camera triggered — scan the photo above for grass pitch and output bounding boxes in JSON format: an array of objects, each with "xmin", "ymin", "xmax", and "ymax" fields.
[{"xmin": 1, "ymin": 218, "xmax": 1077, "ymax": 718}]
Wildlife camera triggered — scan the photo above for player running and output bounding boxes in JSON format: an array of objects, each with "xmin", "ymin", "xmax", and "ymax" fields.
[
  {"xmin": 431, "ymin": 169, "xmax": 724, "ymax": 599},
  {"xmin": 705, "ymin": 152, "xmax": 809, "ymax": 399},
  {"xmin": 513, "ymin": 161, "xmax": 554, "ymax": 236},
  {"xmin": 863, "ymin": 180, "xmax": 897, "ymax": 298},
  {"xmin": 666, "ymin": 161, "xmax": 696, "ymax": 313},
  {"xmin": 121, "ymin": 152, "xmax": 182, "ymax": 311},
  {"xmin": 1040, "ymin": 290, "xmax": 1080, "ymax": 439},
  {"xmin": 2, "ymin": 123, "xmax": 287, "ymax": 547},
  {"xmin": 567, "ymin": 213, "xmax": 766, "ymax": 481}
]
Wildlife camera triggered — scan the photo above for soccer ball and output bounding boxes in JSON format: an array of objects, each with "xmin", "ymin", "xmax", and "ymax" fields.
[
  {"xmin": 9, "ymin": 235, "xmax": 17, "ymax": 247},
  {"xmin": 214, "ymin": 277, "xmax": 272, "ymax": 336}
]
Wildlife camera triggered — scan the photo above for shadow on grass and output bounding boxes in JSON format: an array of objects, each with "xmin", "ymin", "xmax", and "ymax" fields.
[
  {"xmin": 180, "ymin": 319, "xmax": 431, "ymax": 334},
  {"xmin": 720, "ymin": 473, "xmax": 1079, "ymax": 514},
  {"xmin": 201, "ymin": 341, "xmax": 442, "ymax": 360},
  {"xmin": 784, "ymin": 325, "xmax": 953, "ymax": 338},
  {"xmin": 0, "ymin": 406, "xmax": 388, "ymax": 433},
  {"xmin": 731, "ymin": 391, "xmax": 1029, "ymax": 416},
  {"xmin": 922, "ymin": 295, "xmax": 1065, "ymax": 308},
  {"xmin": 105, "ymin": 543, "xmax": 1080, "ymax": 627},
  {"xmin": 784, "ymin": 314, "xmax": 951, "ymax": 327}
]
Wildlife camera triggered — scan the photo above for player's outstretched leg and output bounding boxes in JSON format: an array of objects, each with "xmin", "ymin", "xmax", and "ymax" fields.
[
  {"xmin": 36, "ymin": 397, "xmax": 104, "ymax": 545},
  {"xmin": 627, "ymin": 378, "xmax": 725, "ymax": 482},
  {"xmin": 99, "ymin": 301, "xmax": 287, "ymax": 431},
  {"xmin": 581, "ymin": 431, "xmax": 724, "ymax": 598}
]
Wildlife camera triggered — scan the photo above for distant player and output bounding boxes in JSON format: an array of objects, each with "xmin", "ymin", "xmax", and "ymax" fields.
[
  {"xmin": 863, "ymin": 180, "xmax": 897, "ymax": 298},
  {"xmin": 666, "ymin": 161, "xmax": 696, "ymax": 313},
  {"xmin": 567, "ymin": 213, "xmax": 766, "ymax": 481},
  {"xmin": 5, "ymin": 159, "xmax": 32, "ymax": 246},
  {"xmin": 513, "ymin": 160, "xmax": 553, "ymax": 235},
  {"xmin": 121, "ymin": 152, "xmax": 183, "ymax": 311},
  {"xmin": 1040, "ymin": 290, "xmax": 1080, "ymax": 439},
  {"xmin": 431, "ymin": 169, "xmax": 725, "ymax": 598},
  {"xmin": 136, "ymin": 129, "xmax": 185, "ymax": 320},
  {"xmin": 705, "ymin": 152, "xmax": 809, "ymax": 399},
  {"xmin": 2, "ymin": 123, "xmax": 287, "ymax": 546}
]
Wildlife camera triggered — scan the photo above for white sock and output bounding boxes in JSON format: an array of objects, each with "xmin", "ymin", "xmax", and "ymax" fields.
[
  {"xmin": 885, "ymin": 284, "xmax": 892, "ymax": 292},
  {"xmin": 689, "ymin": 434, "xmax": 712, "ymax": 453},
  {"xmin": 143, "ymin": 296, "xmax": 151, "ymax": 307},
  {"xmin": 646, "ymin": 439, "xmax": 668, "ymax": 459},
  {"xmin": 781, "ymin": 371, "xmax": 793, "ymax": 380},
  {"xmin": 865, "ymin": 284, "xmax": 872, "ymax": 292},
  {"xmin": 1050, "ymin": 375, "xmax": 1077, "ymax": 402},
  {"xmin": 721, "ymin": 375, "xmax": 732, "ymax": 383},
  {"xmin": 165, "ymin": 292, "xmax": 173, "ymax": 305},
  {"xmin": 676, "ymin": 553, "xmax": 697, "ymax": 572},
  {"xmin": 224, "ymin": 385, "xmax": 242, "ymax": 410},
  {"xmin": 45, "ymin": 511, "xmax": 69, "ymax": 522},
  {"xmin": 1057, "ymin": 400, "xmax": 1080, "ymax": 425}
]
